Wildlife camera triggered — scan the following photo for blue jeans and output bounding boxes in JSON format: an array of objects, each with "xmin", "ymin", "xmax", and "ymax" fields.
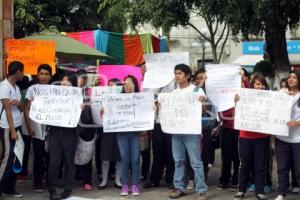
[
  {"xmin": 172, "ymin": 134, "xmax": 207, "ymax": 193},
  {"xmin": 117, "ymin": 132, "xmax": 141, "ymax": 185}
]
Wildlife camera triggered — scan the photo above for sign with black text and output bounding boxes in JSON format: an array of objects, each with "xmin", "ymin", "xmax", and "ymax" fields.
[{"xmin": 234, "ymin": 88, "xmax": 292, "ymax": 136}]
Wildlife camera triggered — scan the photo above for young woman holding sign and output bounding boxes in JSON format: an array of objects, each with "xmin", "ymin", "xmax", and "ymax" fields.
[
  {"xmin": 117, "ymin": 75, "xmax": 142, "ymax": 196},
  {"xmin": 233, "ymin": 73, "xmax": 270, "ymax": 200},
  {"xmin": 274, "ymin": 71, "xmax": 300, "ymax": 200}
]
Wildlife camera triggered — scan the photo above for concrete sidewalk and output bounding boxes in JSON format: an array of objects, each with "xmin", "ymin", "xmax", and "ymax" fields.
[{"xmin": 3, "ymin": 150, "xmax": 299, "ymax": 200}]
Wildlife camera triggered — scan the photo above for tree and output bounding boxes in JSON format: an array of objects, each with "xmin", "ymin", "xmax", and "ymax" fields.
[
  {"xmin": 128, "ymin": 0, "xmax": 230, "ymax": 63},
  {"xmin": 14, "ymin": 0, "xmax": 129, "ymax": 38},
  {"xmin": 225, "ymin": 0, "xmax": 300, "ymax": 72},
  {"xmin": 97, "ymin": 0, "xmax": 131, "ymax": 33}
]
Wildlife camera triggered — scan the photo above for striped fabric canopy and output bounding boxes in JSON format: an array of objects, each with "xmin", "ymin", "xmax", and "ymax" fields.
[{"xmin": 65, "ymin": 30, "xmax": 168, "ymax": 65}]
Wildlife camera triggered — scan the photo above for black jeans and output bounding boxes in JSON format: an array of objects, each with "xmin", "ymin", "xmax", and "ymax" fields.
[
  {"xmin": 141, "ymin": 131, "xmax": 151, "ymax": 179},
  {"xmin": 275, "ymin": 139, "xmax": 300, "ymax": 195},
  {"xmin": 33, "ymin": 138, "xmax": 48, "ymax": 186},
  {"xmin": 219, "ymin": 127, "xmax": 239, "ymax": 186},
  {"xmin": 48, "ymin": 127, "xmax": 77, "ymax": 192},
  {"xmin": 95, "ymin": 128, "xmax": 102, "ymax": 176},
  {"xmin": 148, "ymin": 124, "xmax": 174, "ymax": 184},
  {"xmin": 238, "ymin": 137, "xmax": 270, "ymax": 194}
]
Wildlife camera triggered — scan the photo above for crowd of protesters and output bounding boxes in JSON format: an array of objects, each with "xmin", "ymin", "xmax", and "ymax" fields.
[{"xmin": 0, "ymin": 60, "xmax": 300, "ymax": 200}]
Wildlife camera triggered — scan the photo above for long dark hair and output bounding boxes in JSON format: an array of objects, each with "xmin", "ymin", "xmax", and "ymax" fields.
[
  {"xmin": 122, "ymin": 75, "xmax": 139, "ymax": 93},
  {"xmin": 250, "ymin": 72, "xmax": 269, "ymax": 90},
  {"xmin": 287, "ymin": 71, "xmax": 300, "ymax": 91},
  {"xmin": 61, "ymin": 73, "xmax": 78, "ymax": 87}
]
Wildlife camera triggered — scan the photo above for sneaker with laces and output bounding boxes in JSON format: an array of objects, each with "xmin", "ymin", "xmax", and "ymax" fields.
[
  {"xmin": 121, "ymin": 185, "xmax": 129, "ymax": 196},
  {"xmin": 256, "ymin": 194, "xmax": 267, "ymax": 200},
  {"xmin": 233, "ymin": 192, "xmax": 245, "ymax": 200},
  {"xmin": 132, "ymin": 185, "xmax": 140, "ymax": 196},
  {"xmin": 197, "ymin": 192, "xmax": 207, "ymax": 200},
  {"xmin": 187, "ymin": 180, "xmax": 195, "ymax": 190}
]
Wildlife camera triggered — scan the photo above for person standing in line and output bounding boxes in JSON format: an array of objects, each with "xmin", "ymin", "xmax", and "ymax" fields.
[
  {"xmin": 24, "ymin": 64, "xmax": 52, "ymax": 192},
  {"xmin": 0, "ymin": 61, "xmax": 24, "ymax": 198},
  {"xmin": 75, "ymin": 71, "xmax": 97, "ymax": 191},
  {"xmin": 162, "ymin": 64, "xmax": 207, "ymax": 200},
  {"xmin": 143, "ymin": 81, "xmax": 176, "ymax": 190},
  {"xmin": 98, "ymin": 78, "xmax": 122, "ymax": 190},
  {"xmin": 274, "ymin": 71, "xmax": 300, "ymax": 200},
  {"xmin": 47, "ymin": 73, "xmax": 79, "ymax": 200},
  {"xmin": 218, "ymin": 110, "xmax": 240, "ymax": 191},
  {"xmin": 233, "ymin": 73, "xmax": 271, "ymax": 200},
  {"xmin": 16, "ymin": 75, "xmax": 32, "ymax": 184},
  {"xmin": 110, "ymin": 75, "xmax": 142, "ymax": 196}
]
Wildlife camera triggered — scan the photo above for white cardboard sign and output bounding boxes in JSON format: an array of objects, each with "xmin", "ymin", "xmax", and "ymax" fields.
[
  {"xmin": 158, "ymin": 92, "xmax": 202, "ymax": 134},
  {"xmin": 29, "ymin": 85, "xmax": 83, "ymax": 128},
  {"xmin": 234, "ymin": 88, "xmax": 293, "ymax": 136},
  {"xmin": 102, "ymin": 92, "xmax": 155, "ymax": 132}
]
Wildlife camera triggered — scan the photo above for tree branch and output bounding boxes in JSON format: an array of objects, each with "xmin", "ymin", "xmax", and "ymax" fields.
[
  {"xmin": 204, "ymin": 16, "xmax": 214, "ymax": 40},
  {"xmin": 213, "ymin": 16, "xmax": 219, "ymax": 36},
  {"xmin": 216, "ymin": 23, "xmax": 227, "ymax": 46},
  {"xmin": 218, "ymin": 26, "xmax": 230, "ymax": 62},
  {"xmin": 187, "ymin": 22, "xmax": 211, "ymax": 42}
]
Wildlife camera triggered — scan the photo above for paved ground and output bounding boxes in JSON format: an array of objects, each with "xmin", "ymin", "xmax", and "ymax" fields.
[{"xmin": 3, "ymin": 150, "xmax": 300, "ymax": 200}]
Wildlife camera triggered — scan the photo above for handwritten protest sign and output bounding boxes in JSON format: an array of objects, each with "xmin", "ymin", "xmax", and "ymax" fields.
[
  {"xmin": 205, "ymin": 64, "xmax": 241, "ymax": 112},
  {"xmin": 75, "ymin": 137, "xmax": 96, "ymax": 165},
  {"xmin": 98, "ymin": 65, "xmax": 142, "ymax": 90},
  {"xmin": 14, "ymin": 131, "xmax": 24, "ymax": 167},
  {"xmin": 143, "ymin": 52, "xmax": 190, "ymax": 89},
  {"xmin": 158, "ymin": 93, "xmax": 202, "ymax": 134},
  {"xmin": 90, "ymin": 86, "xmax": 122, "ymax": 125},
  {"xmin": 21, "ymin": 114, "xmax": 45, "ymax": 140},
  {"xmin": 234, "ymin": 88, "xmax": 293, "ymax": 136},
  {"xmin": 29, "ymin": 85, "xmax": 83, "ymax": 128},
  {"xmin": 102, "ymin": 92, "xmax": 155, "ymax": 132},
  {"xmin": 5, "ymin": 39, "xmax": 56, "ymax": 75}
]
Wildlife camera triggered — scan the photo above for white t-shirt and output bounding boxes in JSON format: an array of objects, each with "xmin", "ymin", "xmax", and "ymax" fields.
[
  {"xmin": 173, "ymin": 84, "xmax": 206, "ymax": 97},
  {"xmin": 23, "ymin": 84, "xmax": 45, "ymax": 140},
  {"xmin": 0, "ymin": 79, "xmax": 22, "ymax": 128}
]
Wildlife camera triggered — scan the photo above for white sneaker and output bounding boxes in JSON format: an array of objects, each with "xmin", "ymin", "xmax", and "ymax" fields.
[
  {"xmin": 291, "ymin": 187, "xmax": 300, "ymax": 194},
  {"xmin": 274, "ymin": 195, "xmax": 284, "ymax": 200},
  {"xmin": 187, "ymin": 180, "xmax": 195, "ymax": 190}
]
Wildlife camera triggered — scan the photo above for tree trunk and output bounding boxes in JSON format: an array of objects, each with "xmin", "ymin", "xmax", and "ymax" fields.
[
  {"xmin": 264, "ymin": 26, "xmax": 290, "ymax": 72},
  {"xmin": 211, "ymin": 43, "xmax": 218, "ymax": 63}
]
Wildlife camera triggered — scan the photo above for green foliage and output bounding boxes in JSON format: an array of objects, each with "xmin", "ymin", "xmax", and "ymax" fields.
[
  {"xmin": 14, "ymin": 0, "xmax": 130, "ymax": 38},
  {"xmin": 225, "ymin": 0, "xmax": 300, "ymax": 39},
  {"xmin": 97, "ymin": 0, "xmax": 130, "ymax": 32}
]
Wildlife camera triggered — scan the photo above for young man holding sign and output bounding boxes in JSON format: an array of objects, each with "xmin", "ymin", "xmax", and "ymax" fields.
[
  {"xmin": 24, "ymin": 64, "xmax": 52, "ymax": 192},
  {"xmin": 0, "ymin": 61, "xmax": 24, "ymax": 198},
  {"xmin": 161, "ymin": 64, "xmax": 208, "ymax": 200}
]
